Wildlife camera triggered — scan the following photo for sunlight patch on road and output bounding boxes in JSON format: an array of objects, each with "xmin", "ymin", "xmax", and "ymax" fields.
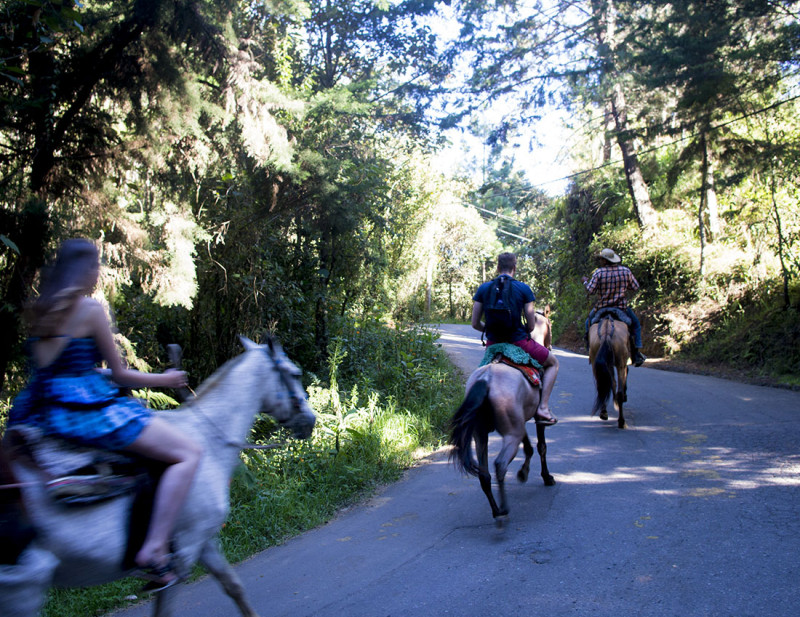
[
  {"xmin": 681, "ymin": 469, "xmax": 721, "ymax": 480},
  {"xmin": 555, "ymin": 469, "xmax": 650, "ymax": 484},
  {"xmin": 687, "ymin": 487, "xmax": 730, "ymax": 498},
  {"xmin": 553, "ymin": 348, "xmax": 586, "ymax": 359}
]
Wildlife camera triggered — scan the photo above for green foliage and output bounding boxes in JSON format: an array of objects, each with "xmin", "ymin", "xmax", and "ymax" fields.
[
  {"xmin": 592, "ymin": 221, "xmax": 700, "ymax": 308},
  {"xmin": 680, "ymin": 282, "xmax": 800, "ymax": 380}
]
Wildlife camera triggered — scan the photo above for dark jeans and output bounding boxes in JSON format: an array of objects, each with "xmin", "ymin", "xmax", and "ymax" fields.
[{"xmin": 586, "ymin": 307, "xmax": 642, "ymax": 348}]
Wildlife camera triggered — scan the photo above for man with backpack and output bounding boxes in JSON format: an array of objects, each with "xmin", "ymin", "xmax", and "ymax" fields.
[{"xmin": 471, "ymin": 252, "xmax": 559, "ymax": 425}]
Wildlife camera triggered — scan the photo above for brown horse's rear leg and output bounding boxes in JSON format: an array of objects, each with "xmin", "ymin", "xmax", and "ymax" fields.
[
  {"xmin": 536, "ymin": 424, "xmax": 556, "ymax": 486},
  {"xmin": 516, "ymin": 434, "xmax": 533, "ymax": 483},
  {"xmin": 475, "ymin": 432, "xmax": 503, "ymax": 518}
]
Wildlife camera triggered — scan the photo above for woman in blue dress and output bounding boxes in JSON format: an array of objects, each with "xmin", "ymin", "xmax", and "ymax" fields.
[{"xmin": 9, "ymin": 239, "xmax": 203, "ymax": 591}]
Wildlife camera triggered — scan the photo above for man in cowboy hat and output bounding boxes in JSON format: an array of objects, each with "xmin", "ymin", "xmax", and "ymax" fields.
[{"xmin": 581, "ymin": 248, "xmax": 646, "ymax": 367}]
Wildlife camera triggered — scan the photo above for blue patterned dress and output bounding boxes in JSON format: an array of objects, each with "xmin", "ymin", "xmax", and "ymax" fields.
[{"xmin": 9, "ymin": 338, "xmax": 151, "ymax": 449}]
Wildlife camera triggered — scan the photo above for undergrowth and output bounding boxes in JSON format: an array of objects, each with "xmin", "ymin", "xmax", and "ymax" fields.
[
  {"xmin": 19, "ymin": 320, "xmax": 462, "ymax": 617},
  {"xmin": 678, "ymin": 284, "xmax": 800, "ymax": 384}
]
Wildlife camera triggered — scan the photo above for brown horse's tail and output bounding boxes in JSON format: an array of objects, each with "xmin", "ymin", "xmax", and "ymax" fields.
[
  {"xmin": 592, "ymin": 340, "xmax": 615, "ymax": 416},
  {"xmin": 449, "ymin": 379, "xmax": 489, "ymax": 477}
]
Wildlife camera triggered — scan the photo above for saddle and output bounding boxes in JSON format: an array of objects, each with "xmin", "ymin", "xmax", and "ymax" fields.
[
  {"xmin": 480, "ymin": 343, "xmax": 542, "ymax": 389},
  {"xmin": 590, "ymin": 307, "xmax": 631, "ymax": 326},
  {"xmin": 3, "ymin": 425, "xmax": 147, "ymax": 505},
  {"xmin": 2, "ymin": 425, "xmax": 161, "ymax": 570},
  {"xmin": 493, "ymin": 356, "xmax": 542, "ymax": 389}
]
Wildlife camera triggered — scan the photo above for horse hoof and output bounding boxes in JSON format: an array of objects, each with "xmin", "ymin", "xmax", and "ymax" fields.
[
  {"xmin": 517, "ymin": 469, "xmax": 529, "ymax": 483},
  {"xmin": 599, "ymin": 410, "xmax": 608, "ymax": 421},
  {"xmin": 543, "ymin": 475, "xmax": 556, "ymax": 486}
]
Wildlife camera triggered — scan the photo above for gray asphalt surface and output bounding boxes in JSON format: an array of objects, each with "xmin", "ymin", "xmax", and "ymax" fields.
[{"xmin": 112, "ymin": 324, "xmax": 800, "ymax": 617}]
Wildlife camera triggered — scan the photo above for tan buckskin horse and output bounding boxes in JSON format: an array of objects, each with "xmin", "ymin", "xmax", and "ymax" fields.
[
  {"xmin": 530, "ymin": 306, "xmax": 552, "ymax": 350},
  {"xmin": 449, "ymin": 361, "xmax": 555, "ymax": 521},
  {"xmin": 589, "ymin": 315, "xmax": 630, "ymax": 429}
]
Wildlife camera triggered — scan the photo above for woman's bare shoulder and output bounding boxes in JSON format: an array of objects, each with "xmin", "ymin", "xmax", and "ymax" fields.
[{"xmin": 71, "ymin": 297, "xmax": 107, "ymax": 335}]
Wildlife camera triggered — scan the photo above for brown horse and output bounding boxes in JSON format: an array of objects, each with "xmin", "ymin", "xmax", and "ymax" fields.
[
  {"xmin": 589, "ymin": 315, "xmax": 630, "ymax": 429},
  {"xmin": 449, "ymin": 361, "xmax": 555, "ymax": 520},
  {"xmin": 531, "ymin": 306, "xmax": 552, "ymax": 349}
]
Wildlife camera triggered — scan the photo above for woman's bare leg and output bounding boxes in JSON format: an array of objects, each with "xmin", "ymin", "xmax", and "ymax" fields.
[
  {"xmin": 536, "ymin": 353, "xmax": 559, "ymax": 421},
  {"xmin": 124, "ymin": 418, "xmax": 203, "ymax": 573}
]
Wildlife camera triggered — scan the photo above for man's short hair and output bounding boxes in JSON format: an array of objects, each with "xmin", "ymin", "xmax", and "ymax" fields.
[{"xmin": 497, "ymin": 252, "xmax": 517, "ymax": 273}]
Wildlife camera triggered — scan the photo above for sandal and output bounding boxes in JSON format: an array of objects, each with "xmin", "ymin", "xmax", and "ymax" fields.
[
  {"xmin": 140, "ymin": 576, "xmax": 181, "ymax": 594},
  {"xmin": 134, "ymin": 556, "xmax": 180, "ymax": 594},
  {"xmin": 534, "ymin": 413, "xmax": 558, "ymax": 426}
]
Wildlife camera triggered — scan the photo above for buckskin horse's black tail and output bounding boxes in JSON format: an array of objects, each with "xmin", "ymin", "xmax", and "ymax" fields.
[
  {"xmin": 592, "ymin": 340, "xmax": 615, "ymax": 416},
  {"xmin": 449, "ymin": 379, "xmax": 489, "ymax": 477}
]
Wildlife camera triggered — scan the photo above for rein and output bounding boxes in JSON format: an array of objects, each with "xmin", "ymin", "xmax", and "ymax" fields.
[
  {"xmin": 188, "ymin": 338, "xmax": 300, "ymax": 451},
  {"xmin": 0, "ymin": 482, "xmax": 37, "ymax": 490}
]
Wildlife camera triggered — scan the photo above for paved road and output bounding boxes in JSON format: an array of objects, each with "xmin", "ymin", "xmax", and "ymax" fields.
[{"xmin": 113, "ymin": 324, "xmax": 800, "ymax": 617}]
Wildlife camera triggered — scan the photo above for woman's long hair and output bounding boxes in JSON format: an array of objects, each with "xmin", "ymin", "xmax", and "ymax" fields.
[{"xmin": 26, "ymin": 239, "xmax": 99, "ymax": 337}]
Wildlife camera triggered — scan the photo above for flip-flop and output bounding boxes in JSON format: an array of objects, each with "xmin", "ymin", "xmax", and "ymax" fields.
[
  {"xmin": 134, "ymin": 556, "xmax": 180, "ymax": 594},
  {"xmin": 140, "ymin": 576, "xmax": 181, "ymax": 594},
  {"xmin": 534, "ymin": 414, "xmax": 558, "ymax": 426}
]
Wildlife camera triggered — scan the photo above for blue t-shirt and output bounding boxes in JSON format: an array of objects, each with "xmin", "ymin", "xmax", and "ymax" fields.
[{"xmin": 473, "ymin": 275, "xmax": 536, "ymax": 342}]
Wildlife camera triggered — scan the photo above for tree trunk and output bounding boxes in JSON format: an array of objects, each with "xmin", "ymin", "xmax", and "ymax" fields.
[
  {"xmin": 592, "ymin": 0, "xmax": 657, "ymax": 230},
  {"xmin": 700, "ymin": 132, "xmax": 720, "ymax": 241},
  {"xmin": 448, "ymin": 279, "xmax": 454, "ymax": 318},
  {"xmin": 425, "ymin": 264, "xmax": 432, "ymax": 315},
  {"xmin": 770, "ymin": 170, "xmax": 791, "ymax": 309},
  {"xmin": 603, "ymin": 102, "xmax": 614, "ymax": 162},
  {"xmin": 0, "ymin": 203, "xmax": 50, "ymax": 393}
]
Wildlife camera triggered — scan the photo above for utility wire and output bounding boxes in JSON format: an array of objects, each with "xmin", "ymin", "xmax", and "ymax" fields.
[
  {"xmin": 471, "ymin": 90, "xmax": 800, "ymax": 196},
  {"xmin": 544, "ymin": 91, "xmax": 800, "ymax": 188}
]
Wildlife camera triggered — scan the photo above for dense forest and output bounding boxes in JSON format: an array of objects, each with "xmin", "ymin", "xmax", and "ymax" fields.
[
  {"xmin": 2, "ymin": 0, "xmax": 799, "ymax": 395},
  {"xmin": 2, "ymin": 2, "xmax": 799, "ymax": 613}
]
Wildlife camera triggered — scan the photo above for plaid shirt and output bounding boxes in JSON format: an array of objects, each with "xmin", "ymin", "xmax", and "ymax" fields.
[{"xmin": 584, "ymin": 265, "xmax": 639, "ymax": 310}]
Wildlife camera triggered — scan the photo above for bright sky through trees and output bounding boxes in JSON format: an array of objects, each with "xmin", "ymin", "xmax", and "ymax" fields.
[{"xmin": 428, "ymin": 2, "xmax": 574, "ymax": 195}]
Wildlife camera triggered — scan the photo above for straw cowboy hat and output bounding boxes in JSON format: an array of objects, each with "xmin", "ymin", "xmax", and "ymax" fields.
[{"xmin": 597, "ymin": 248, "xmax": 621, "ymax": 263}]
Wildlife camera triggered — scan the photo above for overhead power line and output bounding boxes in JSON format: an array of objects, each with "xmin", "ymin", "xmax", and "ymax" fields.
[{"xmin": 532, "ymin": 91, "xmax": 800, "ymax": 191}]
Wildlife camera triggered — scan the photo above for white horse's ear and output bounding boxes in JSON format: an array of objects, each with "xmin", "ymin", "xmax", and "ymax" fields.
[{"xmin": 239, "ymin": 336, "xmax": 259, "ymax": 351}]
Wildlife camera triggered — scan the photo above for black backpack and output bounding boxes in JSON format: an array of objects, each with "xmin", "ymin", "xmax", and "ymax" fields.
[{"xmin": 483, "ymin": 275, "xmax": 516, "ymax": 342}]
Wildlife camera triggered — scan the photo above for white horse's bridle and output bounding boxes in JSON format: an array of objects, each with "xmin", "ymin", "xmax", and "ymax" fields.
[{"xmin": 188, "ymin": 338, "xmax": 305, "ymax": 450}]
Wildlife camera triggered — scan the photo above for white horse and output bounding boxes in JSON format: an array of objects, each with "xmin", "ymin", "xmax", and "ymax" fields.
[{"xmin": 0, "ymin": 336, "xmax": 316, "ymax": 617}]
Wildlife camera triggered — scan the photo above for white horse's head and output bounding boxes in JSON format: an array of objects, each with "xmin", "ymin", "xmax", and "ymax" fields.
[{"xmin": 239, "ymin": 336, "xmax": 316, "ymax": 439}]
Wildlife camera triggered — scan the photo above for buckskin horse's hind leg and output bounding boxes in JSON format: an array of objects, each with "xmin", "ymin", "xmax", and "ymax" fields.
[
  {"xmin": 616, "ymin": 364, "xmax": 628, "ymax": 429},
  {"xmin": 536, "ymin": 424, "xmax": 556, "ymax": 486},
  {"xmin": 475, "ymin": 431, "xmax": 503, "ymax": 518}
]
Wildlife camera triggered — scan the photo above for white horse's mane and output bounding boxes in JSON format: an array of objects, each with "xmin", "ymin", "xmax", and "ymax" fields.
[{"xmin": 192, "ymin": 352, "xmax": 248, "ymax": 398}]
